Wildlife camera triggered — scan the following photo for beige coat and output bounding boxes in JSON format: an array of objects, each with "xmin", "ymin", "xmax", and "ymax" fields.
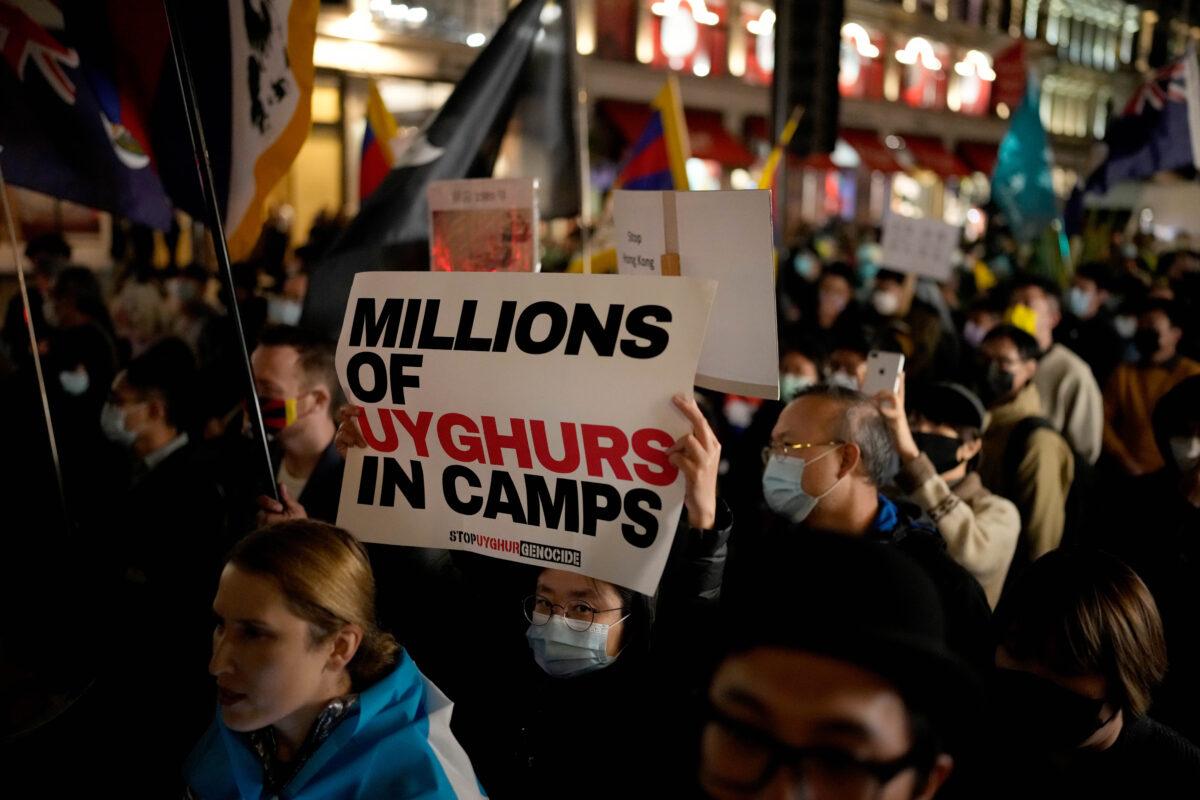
[
  {"xmin": 979, "ymin": 383, "xmax": 1076, "ymax": 561},
  {"xmin": 898, "ymin": 453, "xmax": 1020, "ymax": 608}
]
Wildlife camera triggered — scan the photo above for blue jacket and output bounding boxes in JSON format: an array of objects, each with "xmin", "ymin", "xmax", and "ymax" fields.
[{"xmin": 184, "ymin": 651, "xmax": 486, "ymax": 799}]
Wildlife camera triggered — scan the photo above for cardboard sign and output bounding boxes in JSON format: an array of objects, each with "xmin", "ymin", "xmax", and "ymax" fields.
[
  {"xmin": 613, "ymin": 189, "xmax": 779, "ymax": 399},
  {"xmin": 880, "ymin": 212, "xmax": 961, "ymax": 281},
  {"xmin": 427, "ymin": 178, "xmax": 539, "ymax": 272},
  {"xmin": 335, "ymin": 272, "xmax": 717, "ymax": 595}
]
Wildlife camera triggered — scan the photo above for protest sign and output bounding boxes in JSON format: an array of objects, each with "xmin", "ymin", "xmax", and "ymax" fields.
[
  {"xmin": 335, "ymin": 272, "xmax": 716, "ymax": 595},
  {"xmin": 613, "ymin": 189, "xmax": 779, "ymax": 399},
  {"xmin": 880, "ymin": 212, "xmax": 961, "ymax": 281},
  {"xmin": 427, "ymin": 178, "xmax": 538, "ymax": 272}
]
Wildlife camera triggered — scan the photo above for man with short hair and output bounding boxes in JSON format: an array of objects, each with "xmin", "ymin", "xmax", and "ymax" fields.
[
  {"xmin": 977, "ymin": 325, "xmax": 1075, "ymax": 575},
  {"xmin": 745, "ymin": 384, "xmax": 992, "ymax": 670},
  {"xmin": 1009, "ymin": 276, "xmax": 1104, "ymax": 464},
  {"xmin": 249, "ymin": 324, "xmax": 344, "ymax": 524},
  {"xmin": 704, "ymin": 533, "xmax": 976, "ymax": 800},
  {"xmin": 1102, "ymin": 299, "xmax": 1200, "ymax": 476},
  {"xmin": 876, "ymin": 381, "xmax": 1020, "ymax": 609}
]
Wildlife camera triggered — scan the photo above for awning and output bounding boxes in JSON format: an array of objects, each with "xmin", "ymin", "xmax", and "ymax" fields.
[
  {"xmin": 841, "ymin": 128, "xmax": 903, "ymax": 173},
  {"xmin": 600, "ymin": 100, "xmax": 755, "ymax": 169},
  {"xmin": 958, "ymin": 141, "xmax": 999, "ymax": 175},
  {"xmin": 902, "ymin": 135, "xmax": 973, "ymax": 178}
]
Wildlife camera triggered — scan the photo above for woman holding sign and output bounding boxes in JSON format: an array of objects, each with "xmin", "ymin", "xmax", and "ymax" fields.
[
  {"xmin": 335, "ymin": 393, "xmax": 732, "ymax": 798},
  {"xmin": 183, "ymin": 520, "xmax": 485, "ymax": 799}
]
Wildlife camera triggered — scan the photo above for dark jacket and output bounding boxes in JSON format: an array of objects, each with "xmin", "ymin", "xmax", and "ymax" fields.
[
  {"xmin": 728, "ymin": 495, "xmax": 993, "ymax": 676},
  {"xmin": 449, "ymin": 502, "xmax": 734, "ymax": 799}
]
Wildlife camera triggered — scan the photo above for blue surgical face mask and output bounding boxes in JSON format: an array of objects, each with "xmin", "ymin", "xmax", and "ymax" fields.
[
  {"xmin": 1066, "ymin": 286, "xmax": 1093, "ymax": 318},
  {"xmin": 267, "ymin": 296, "xmax": 304, "ymax": 326},
  {"xmin": 781, "ymin": 373, "xmax": 815, "ymax": 402},
  {"xmin": 59, "ymin": 368, "xmax": 90, "ymax": 397},
  {"xmin": 526, "ymin": 613, "xmax": 628, "ymax": 678},
  {"xmin": 100, "ymin": 401, "xmax": 140, "ymax": 447},
  {"xmin": 761, "ymin": 446, "xmax": 845, "ymax": 523},
  {"xmin": 793, "ymin": 252, "xmax": 818, "ymax": 280}
]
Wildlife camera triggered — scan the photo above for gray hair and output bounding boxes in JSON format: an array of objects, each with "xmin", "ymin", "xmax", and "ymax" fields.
[{"xmin": 793, "ymin": 384, "xmax": 899, "ymax": 487}]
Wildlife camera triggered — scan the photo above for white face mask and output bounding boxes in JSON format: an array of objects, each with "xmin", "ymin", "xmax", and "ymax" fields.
[
  {"xmin": 59, "ymin": 368, "xmax": 90, "ymax": 397},
  {"xmin": 827, "ymin": 370, "xmax": 860, "ymax": 391},
  {"xmin": 267, "ymin": 296, "xmax": 304, "ymax": 327},
  {"xmin": 963, "ymin": 320, "xmax": 988, "ymax": 349},
  {"xmin": 781, "ymin": 373, "xmax": 816, "ymax": 402},
  {"xmin": 872, "ymin": 290, "xmax": 901, "ymax": 317},
  {"xmin": 1170, "ymin": 436, "xmax": 1200, "ymax": 472},
  {"xmin": 1114, "ymin": 316, "xmax": 1138, "ymax": 339},
  {"xmin": 526, "ymin": 613, "xmax": 629, "ymax": 678},
  {"xmin": 100, "ymin": 401, "xmax": 140, "ymax": 447}
]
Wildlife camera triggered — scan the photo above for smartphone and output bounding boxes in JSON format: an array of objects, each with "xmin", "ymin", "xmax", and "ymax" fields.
[{"xmin": 861, "ymin": 351, "xmax": 905, "ymax": 395}]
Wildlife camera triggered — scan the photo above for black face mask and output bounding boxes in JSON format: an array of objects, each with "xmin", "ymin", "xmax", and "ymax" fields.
[
  {"xmin": 912, "ymin": 431, "xmax": 963, "ymax": 474},
  {"xmin": 977, "ymin": 361, "xmax": 1016, "ymax": 406},
  {"xmin": 993, "ymin": 669, "xmax": 1112, "ymax": 753},
  {"xmin": 1133, "ymin": 328, "xmax": 1161, "ymax": 362}
]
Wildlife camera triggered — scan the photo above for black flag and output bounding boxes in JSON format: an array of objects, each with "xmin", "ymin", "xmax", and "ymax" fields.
[{"xmin": 303, "ymin": 0, "xmax": 578, "ymax": 339}]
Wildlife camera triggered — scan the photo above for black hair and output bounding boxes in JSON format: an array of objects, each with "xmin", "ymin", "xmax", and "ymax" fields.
[
  {"xmin": 982, "ymin": 324, "xmax": 1042, "ymax": 362},
  {"xmin": 779, "ymin": 330, "xmax": 828, "ymax": 370},
  {"xmin": 123, "ymin": 337, "xmax": 197, "ymax": 431},
  {"xmin": 1010, "ymin": 273, "xmax": 1063, "ymax": 305},
  {"xmin": 1074, "ymin": 261, "xmax": 1117, "ymax": 294},
  {"xmin": 820, "ymin": 261, "xmax": 859, "ymax": 290},
  {"xmin": 1139, "ymin": 297, "xmax": 1186, "ymax": 331},
  {"xmin": 793, "ymin": 384, "xmax": 898, "ymax": 486},
  {"xmin": 52, "ymin": 266, "xmax": 115, "ymax": 334},
  {"xmin": 25, "ymin": 232, "xmax": 71, "ymax": 271}
]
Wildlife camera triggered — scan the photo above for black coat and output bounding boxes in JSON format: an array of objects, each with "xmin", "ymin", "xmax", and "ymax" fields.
[{"xmin": 448, "ymin": 502, "xmax": 734, "ymax": 799}]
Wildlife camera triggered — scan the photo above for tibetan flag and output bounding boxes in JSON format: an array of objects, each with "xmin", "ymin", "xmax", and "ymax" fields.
[
  {"xmin": 614, "ymin": 76, "xmax": 690, "ymax": 190},
  {"xmin": 757, "ymin": 106, "xmax": 803, "ymax": 189},
  {"xmin": 360, "ymin": 79, "xmax": 400, "ymax": 201}
]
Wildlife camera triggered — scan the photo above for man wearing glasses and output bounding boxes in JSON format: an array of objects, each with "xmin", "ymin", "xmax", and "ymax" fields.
[
  {"xmin": 703, "ymin": 533, "xmax": 978, "ymax": 800},
  {"xmin": 738, "ymin": 383, "xmax": 992, "ymax": 673}
]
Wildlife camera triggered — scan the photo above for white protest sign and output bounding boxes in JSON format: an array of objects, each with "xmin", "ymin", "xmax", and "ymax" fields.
[
  {"xmin": 335, "ymin": 272, "xmax": 717, "ymax": 596},
  {"xmin": 880, "ymin": 212, "xmax": 961, "ymax": 281},
  {"xmin": 613, "ymin": 189, "xmax": 779, "ymax": 399},
  {"xmin": 427, "ymin": 178, "xmax": 539, "ymax": 272}
]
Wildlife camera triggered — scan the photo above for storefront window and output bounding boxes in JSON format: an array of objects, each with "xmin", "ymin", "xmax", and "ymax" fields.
[
  {"xmin": 741, "ymin": 1, "xmax": 774, "ymax": 85},
  {"xmin": 951, "ymin": 49, "xmax": 995, "ymax": 115},
  {"xmin": 648, "ymin": 0, "xmax": 728, "ymax": 78},
  {"xmin": 839, "ymin": 22, "xmax": 885, "ymax": 100},
  {"xmin": 896, "ymin": 36, "xmax": 949, "ymax": 110}
]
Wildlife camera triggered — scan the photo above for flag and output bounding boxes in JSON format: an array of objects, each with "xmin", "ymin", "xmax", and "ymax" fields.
[
  {"xmin": 757, "ymin": 106, "xmax": 802, "ymax": 190},
  {"xmin": 1086, "ymin": 46, "xmax": 1200, "ymax": 192},
  {"xmin": 360, "ymin": 79, "xmax": 400, "ymax": 201},
  {"xmin": 0, "ymin": 0, "xmax": 174, "ymax": 228},
  {"xmin": 0, "ymin": 0, "xmax": 317, "ymax": 261},
  {"xmin": 303, "ymin": 0, "xmax": 562, "ymax": 339},
  {"xmin": 991, "ymin": 76, "xmax": 1057, "ymax": 243},
  {"xmin": 491, "ymin": 0, "xmax": 580, "ymax": 219},
  {"xmin": 613, "ymin": 75, "xmax": 690, "ymax": 190}
]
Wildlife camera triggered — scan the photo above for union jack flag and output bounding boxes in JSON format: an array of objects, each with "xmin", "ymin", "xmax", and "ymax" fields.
[
  {"xmin": 1124, "ymin": 59, "xmax": 1188, "ymax": 115},
  {"xmin": 1086, "ymin": 46, "xmax": 1200, "ymax": 192}
]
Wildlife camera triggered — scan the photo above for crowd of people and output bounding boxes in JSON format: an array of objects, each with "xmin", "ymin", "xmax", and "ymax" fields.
[{"xmin": 2, "ymin": 216, "xmax": 1200, "ymax": 798}]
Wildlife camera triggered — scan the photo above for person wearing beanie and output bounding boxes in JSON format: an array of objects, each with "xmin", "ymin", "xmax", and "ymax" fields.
[{"xmin": 875, "ymin": 380, "xmax": 1020, "ymax": 608}]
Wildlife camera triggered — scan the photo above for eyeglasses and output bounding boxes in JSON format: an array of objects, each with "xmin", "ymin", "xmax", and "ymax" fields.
[
  {"xmin": 761, "ymin": 441, "xmax": 844, "ymax": 465},
  {"xmin": 523, "ymin": 594, "xmax": 626, "ymax": 632},
  {"xmin": 700, "ymin": 704, "xmax": 922, "ymax": 799}
]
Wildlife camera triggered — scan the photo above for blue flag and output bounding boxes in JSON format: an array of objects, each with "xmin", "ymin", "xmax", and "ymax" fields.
[
  {"xmin": 1086, "ymin": 46, "xmax": 1200, "ymax": 192},
  {"xmin": 992, "ymin": 78, "xmax": 1057, "ymax": 243}
]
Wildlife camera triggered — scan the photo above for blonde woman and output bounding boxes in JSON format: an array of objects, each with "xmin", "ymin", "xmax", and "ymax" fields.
[{"xmin": 184, "ymin": 520, "xmax": 485, "ymax": 798}]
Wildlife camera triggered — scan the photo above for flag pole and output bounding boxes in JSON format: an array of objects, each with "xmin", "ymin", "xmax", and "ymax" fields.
[
  {"xmin": 162, "ymin": 0, "xmax": 279, "ymax": 502},
  {"xmin": 573, "ymin": 9, "xmax": 592, "ymax": 275},
  {"xmin": 0, "ymin": 154, "xmax": 69, "ymax": 524}
]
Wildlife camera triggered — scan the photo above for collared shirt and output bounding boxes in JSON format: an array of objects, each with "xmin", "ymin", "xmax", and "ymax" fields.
[{"xmin": 144, "ymin": 431, "xmax": 190, "ymax": 471}]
